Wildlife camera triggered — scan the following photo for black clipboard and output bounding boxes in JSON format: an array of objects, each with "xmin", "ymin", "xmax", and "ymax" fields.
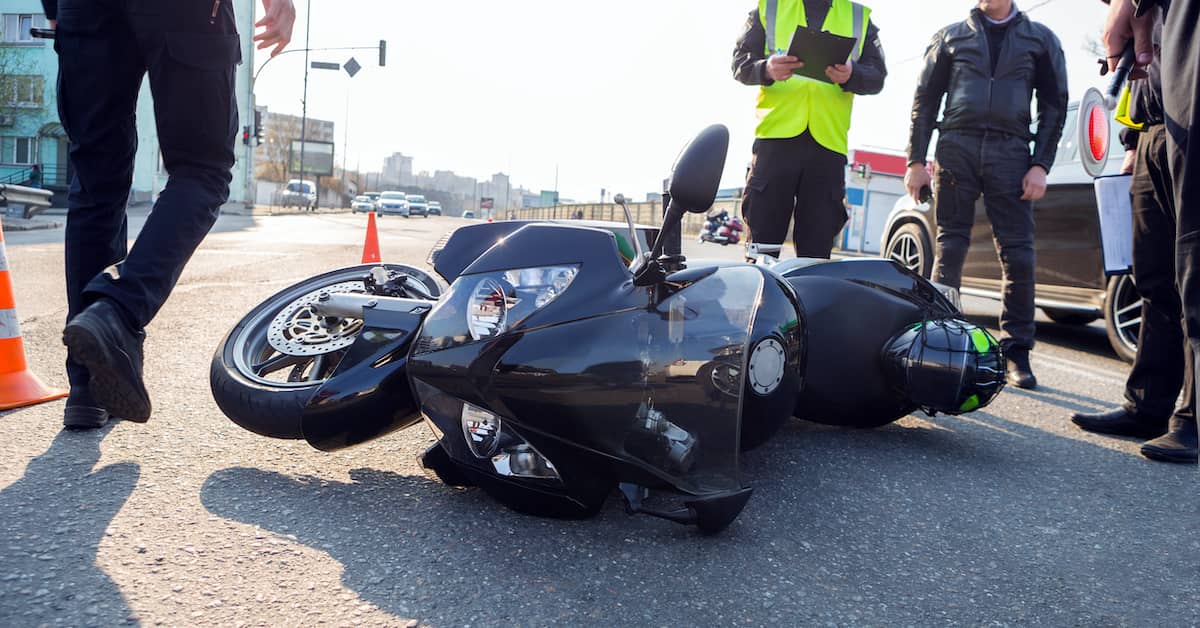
[{"xmin": 785, "ymin": 27, "xmax": 857, "ymax": 84}]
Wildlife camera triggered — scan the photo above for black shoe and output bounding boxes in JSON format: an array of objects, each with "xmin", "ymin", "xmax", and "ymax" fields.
[
  {"xmin": 1141, "ymin": 416, "xmax": 1198, "ymax": 464},
  {"xmin": 62, "ymin": 300, "xmax": 151, "ymax": 423},
  {"xmin": 63, "ymin": 386, "xmax": 110, "ymax": 430},
  {"xmin": 1005, "ymin": 347, "xmax": 1038, "ymax": 390},
  {"xmin": 1071, "ymin": 406, "xmax": 1168, "ymax": 440}
]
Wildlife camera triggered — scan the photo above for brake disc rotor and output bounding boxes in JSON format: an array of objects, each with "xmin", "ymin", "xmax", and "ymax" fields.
[{"xmin": 267, "ymin": 280, "xmax": 367, "ymax": 357}]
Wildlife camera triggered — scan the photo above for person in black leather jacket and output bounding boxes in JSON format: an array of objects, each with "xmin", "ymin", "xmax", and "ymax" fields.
[{"xmin": 903, "ymin": 0, "xmax": 1068, "ymax": 390}]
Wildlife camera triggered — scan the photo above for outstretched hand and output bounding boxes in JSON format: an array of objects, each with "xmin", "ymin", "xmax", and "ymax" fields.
[{"xmin": 255, "ymin": 0, "xmax": 296, "ymax": 58}]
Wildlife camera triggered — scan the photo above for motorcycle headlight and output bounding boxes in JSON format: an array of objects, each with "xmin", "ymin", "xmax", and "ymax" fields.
[{"xmin": 415, "ymin": 265, "xmax": 580, "ymax": 353}]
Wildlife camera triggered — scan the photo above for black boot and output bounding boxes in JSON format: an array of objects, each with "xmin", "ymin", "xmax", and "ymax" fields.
[
  {"xmin": 1140, "ymin": 416, "xmax": 1198, "ymax": 464},
  {"xmin": 1006, "ymin": 346, "xmax": 1038, "ymax": 390},
  {"xmin": 1071, "ymin": 406, "xmax": 1169, "ymax": 440},
  {"xmin": 62, "ymin": 299, "xmax": 151, "ymax": 423}
]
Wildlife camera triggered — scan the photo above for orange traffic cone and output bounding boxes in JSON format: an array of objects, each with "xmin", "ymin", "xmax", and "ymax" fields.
[
  {"xmin": 0, "ymin": 218, "xmax": 66, "ymax": 410},
  {"xmin": 361, "ymin": 211, "xmax": 381, "ymax": 264}
]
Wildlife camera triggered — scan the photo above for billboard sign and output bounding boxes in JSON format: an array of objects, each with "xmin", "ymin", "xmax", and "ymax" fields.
[
  {"xmin": 288, "ymin": 140, "xmax": 335, "ymax": 177},
  {"xmin": 481, "ymin": 197, "xmax": 494, "ymax": 210}
]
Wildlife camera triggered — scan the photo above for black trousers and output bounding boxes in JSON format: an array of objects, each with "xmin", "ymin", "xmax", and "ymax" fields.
[
  {"xmin": 1162, "ymin": 0, "xmax": 1200, "ymax": 418},
  {"xmin": 932, "ymin": 131, "xmax": 1036, "ymax": 351},
  {"xmin": 744, "ymin": 131, "xmax": 848, "ymax": 259},
  {"xmin": 56, "ymin": 0, "xmax": 240, "ymax": 391},
  {"xmin": 1125, "ymin": 124, "xmax": 1195, "ymax": 423}
]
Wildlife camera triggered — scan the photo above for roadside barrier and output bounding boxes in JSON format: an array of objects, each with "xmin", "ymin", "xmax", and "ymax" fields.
[
  {"xmin": 361, "ymin": 211, "xmax": 381, "ymax": 263},
  {"xmin": 0, "ymin": 218, "xmax": 67, "ymax": 410}
]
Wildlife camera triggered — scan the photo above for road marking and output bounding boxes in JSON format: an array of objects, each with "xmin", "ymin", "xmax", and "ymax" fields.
[{"xmin": 1031, "ymin": 352, "xmax": 1127, "ymax": 385}]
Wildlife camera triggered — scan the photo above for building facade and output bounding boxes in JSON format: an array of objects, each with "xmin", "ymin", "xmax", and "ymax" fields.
[{"xmin": 0, "ymin": 5, "xmax": 60, "ymax": 190}]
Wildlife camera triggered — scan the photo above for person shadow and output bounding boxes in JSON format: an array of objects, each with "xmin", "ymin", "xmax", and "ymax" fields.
[{"xmin": 0, "ymin": 422, "xmax": 140, "ymax": 625}]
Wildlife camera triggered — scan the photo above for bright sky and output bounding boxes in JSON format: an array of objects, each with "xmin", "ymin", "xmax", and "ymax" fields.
[{"xmin": 251, "ymin": 0, "xmax": 1108, "ymax": 201}]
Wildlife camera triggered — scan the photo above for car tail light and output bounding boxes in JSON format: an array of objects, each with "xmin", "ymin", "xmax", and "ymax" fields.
[{"xmin": 1087, "ymin": 105, "xmax": 1109, "ymax": 163}]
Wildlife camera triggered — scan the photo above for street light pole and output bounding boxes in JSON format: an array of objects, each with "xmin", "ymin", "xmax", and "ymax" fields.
[{"xmin": 298, "ymin": 0, "xmax": 312, "ymax": 207}]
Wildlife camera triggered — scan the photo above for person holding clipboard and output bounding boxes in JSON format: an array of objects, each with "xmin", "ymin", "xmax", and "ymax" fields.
[{"xmin": 732, "ymin": 0, "xmax": 887, "ymax": 260}]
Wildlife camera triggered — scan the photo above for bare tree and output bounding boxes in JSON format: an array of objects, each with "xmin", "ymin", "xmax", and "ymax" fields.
[{"xmin": 254, "ymin": 113, "xmax": 304, "ymax": 183}]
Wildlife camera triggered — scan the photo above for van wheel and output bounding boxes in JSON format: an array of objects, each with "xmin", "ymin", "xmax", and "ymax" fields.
[
  {"xmin": 885, "ymin": 223, "xmax": 933, "ymax": 278},
  {"xmin": 1104, "ymin": 274, "xmax": 1141, "ymax": 363}
]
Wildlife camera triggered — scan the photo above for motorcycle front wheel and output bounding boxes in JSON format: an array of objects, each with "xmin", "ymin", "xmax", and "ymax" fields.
[{"xmin": 210, "ymin": 264, "xmax": 442, "ymax": 439}]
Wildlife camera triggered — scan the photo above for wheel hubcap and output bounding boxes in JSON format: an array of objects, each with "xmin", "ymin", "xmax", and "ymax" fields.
[
  {"xmin": 1112, "ymin": 276, "xmax": 1142, "ymax": 352},
  {"xmin": 888, "ymin": 233, "xmax": 922, "ymax": 273}
]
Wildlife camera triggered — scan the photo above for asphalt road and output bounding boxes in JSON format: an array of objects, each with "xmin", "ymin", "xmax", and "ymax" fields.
[{"xmin": 1, "ymin": 211, "xmax": 1196, "ymax": 627}]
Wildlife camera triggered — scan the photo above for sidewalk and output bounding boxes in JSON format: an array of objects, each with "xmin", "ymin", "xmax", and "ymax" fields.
[{"xmin": 1, "ymin": 213, "xmax": 63, "ymax": 232}]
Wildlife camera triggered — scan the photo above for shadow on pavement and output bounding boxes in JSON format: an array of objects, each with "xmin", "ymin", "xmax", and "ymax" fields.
[
  {"xmin": 201, "ymin": 413, "xmax": 1199, "ymax": 625},
  {"xmin": 0, "ymin": 423, "xmax": 140, "ymax": 625}
]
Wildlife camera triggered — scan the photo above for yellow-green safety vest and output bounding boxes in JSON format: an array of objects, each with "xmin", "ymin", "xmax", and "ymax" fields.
[{"xmin": 755, "ymin": 0, "xmax": 870, "ymax": 155}]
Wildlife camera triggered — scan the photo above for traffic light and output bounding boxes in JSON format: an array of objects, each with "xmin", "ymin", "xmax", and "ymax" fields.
[
  {"xmin": 242, "ymin": 126, "xmax": 250, "ymax": 146},
  {"xmin": 378, "ymin": 40, "xmax": 387, "ymax": 67},
  {"xmin": 253, "ymin": 109, "xmax": 264, "ymax": 146}
]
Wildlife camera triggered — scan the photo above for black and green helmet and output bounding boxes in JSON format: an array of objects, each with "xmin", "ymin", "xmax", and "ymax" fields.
[{"xmin": 882, "ymin": 319, "xmax": 1007, "ymax": 416}]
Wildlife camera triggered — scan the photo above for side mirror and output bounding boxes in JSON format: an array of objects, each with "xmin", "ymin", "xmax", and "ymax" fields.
[{"xmin": 668, "ymin": 124, "xmax": 730, "ymax": 214}]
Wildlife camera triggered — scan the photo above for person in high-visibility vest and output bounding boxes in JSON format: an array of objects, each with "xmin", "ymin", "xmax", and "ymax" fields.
[{"xmin": 733, "ymin": 0, "xmax": 887, "ymax": 260}]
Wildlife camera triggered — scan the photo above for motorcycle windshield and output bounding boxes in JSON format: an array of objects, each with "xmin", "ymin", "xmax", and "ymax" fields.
[{"xmin": 622, "ymin": 266, "xmax": 762, "ymax": 495}]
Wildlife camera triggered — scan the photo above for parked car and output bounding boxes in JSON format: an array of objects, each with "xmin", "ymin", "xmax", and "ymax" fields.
[
  {"xmin": 351, "ymin": 195, "xmax": 375, "ymax": 213},
  {"xmin": 462, "ymin": 210, "xmax": 476, "ymax": 219},
  {"xmin": 406, "ymin": 194, "xmax": 429, "ymax": 218},
  {"xmin": 281, "ymin": 179, "xmax": 316, "ymax": 210},
  {"xmin": 881, "ymin": 100, "xmax": 1140, "ymax": 361},
  {"xmin": 376, "ymin": 191, "xmax": 410, "ymax": 217},
  {"xmin": 427, "ymin": 201, "xmax": 442, "ymax": 216}
]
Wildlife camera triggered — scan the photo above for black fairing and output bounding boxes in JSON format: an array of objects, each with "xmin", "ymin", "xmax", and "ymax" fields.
[
  {"xmin": 430, "ymin": 221, "xmax": 540, "ymax": 284},
  {"xmin": 301, "ymin": 305, "xmax": 429, "ymax": 452},
  {"xmin": 739, "ymin": 268, "xmax": 806, "ymax": 450},
  {"xmin": 782, "ymin": 258, "xmax": 958, "ymax": 316},
  {"xmin": 786, "ymin": 275, "xmax": 925, "ymax": 425}
]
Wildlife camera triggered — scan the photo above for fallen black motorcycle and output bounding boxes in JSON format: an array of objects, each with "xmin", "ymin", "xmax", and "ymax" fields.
[{"xmin": 211, "ymin": 125, "xmax": 1006, "ymax": 533}]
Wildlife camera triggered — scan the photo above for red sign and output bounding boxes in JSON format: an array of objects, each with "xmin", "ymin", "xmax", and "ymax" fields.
[
  {"xmin": 481, "ymin": 197, "xmax": 494, "ymax": 210},
  {"xmin": 849, "ymin": 149, "xmax": 908, "ymax": 177}
]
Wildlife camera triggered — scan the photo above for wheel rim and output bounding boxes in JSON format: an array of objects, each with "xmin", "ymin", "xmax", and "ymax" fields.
[
  {"xmin": 888, "ymin": 232, "xmax": 923, "ymax": 273},
  {"xmin": 1111, "ymin": 275, "xmax": 1143, "ymax": 354},
  {"xmin": 229, "ymin": 265, "xmax": 442, "ymax": 389},
  {"xmin": 231, "ymin": 271, "xmax": 371, "ymax": 389}
]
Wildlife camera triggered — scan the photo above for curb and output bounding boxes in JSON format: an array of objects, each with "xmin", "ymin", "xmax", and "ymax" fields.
[{"xmin": 2, "ymin": 219, "xmax": 63, "ymax": 232}]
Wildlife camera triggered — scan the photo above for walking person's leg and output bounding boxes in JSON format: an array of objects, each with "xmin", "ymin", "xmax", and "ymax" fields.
[
  {"xmin": 54, "ymin": 2, "xmax": 146, "ymax": 429},
  {"xmin": 63, "ymin": 1, "xmax": 241, "ymax": 423}
]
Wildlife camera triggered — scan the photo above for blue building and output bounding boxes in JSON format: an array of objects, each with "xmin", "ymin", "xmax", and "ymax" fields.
[
  {"xmin": 0, "ymin": 1, "xmax": 257, "ymax": 208},
  {"xmin": 0, "ymin": 6, "xmax": 61, "ymax": 191}
]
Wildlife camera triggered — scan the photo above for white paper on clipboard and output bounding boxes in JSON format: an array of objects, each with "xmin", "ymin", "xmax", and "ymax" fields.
[{"xmin": 1093, "ymin": 174, "xmax": 1134, "ymax": 275}]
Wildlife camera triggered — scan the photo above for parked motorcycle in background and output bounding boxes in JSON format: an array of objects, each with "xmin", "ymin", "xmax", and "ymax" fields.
[{"xmin": 698, "ymin": 209, "xmax": 744, "ymax": 246}]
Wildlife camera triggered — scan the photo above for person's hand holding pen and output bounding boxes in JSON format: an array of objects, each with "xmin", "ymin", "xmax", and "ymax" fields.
[{"xmin": 766, "ymin": 49, "xmax": 804, "ymax": 81}]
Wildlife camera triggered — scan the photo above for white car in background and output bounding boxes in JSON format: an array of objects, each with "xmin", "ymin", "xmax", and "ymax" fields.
[
  {"xmin": 376, "ymin": 191, "xmax": 410, "ymax": 217},
  {"xmin": 406, "ymin": 194, "xmax": 429, "ymax": 218},
  {"xmin": 351, "ymin": 195, "xmax": 375, "ymax": 213}
]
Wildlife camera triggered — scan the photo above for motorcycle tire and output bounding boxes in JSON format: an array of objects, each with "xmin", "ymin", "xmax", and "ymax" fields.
[{"xmin": 210, "ymin": 264, "xmax": 443, "ymax": 440}]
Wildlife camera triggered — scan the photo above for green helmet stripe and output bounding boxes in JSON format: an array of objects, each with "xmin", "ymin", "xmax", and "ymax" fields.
[{"xmin": 969, "ymin": 328, "xmax": 992, "ymax": 354}]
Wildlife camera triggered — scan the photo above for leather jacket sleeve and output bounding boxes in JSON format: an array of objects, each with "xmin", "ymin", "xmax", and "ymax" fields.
[
  {"xmin": 733, "ymin": 10, "xmax": 773, "ymax": 86},
  {"xmin": 840, "ymin": 21, "xmax": 887, "ymax": 95},
  {"xmin": 907, "ymin": 29, "xmax": 952, "ymax": 165},
  {"xmin": 1031, "ymin": 27, "xmax": 1069, "ymax": 172},
  {"xmin": 41, "ymin": 0, "xmax": 56, "ymax": 20}
]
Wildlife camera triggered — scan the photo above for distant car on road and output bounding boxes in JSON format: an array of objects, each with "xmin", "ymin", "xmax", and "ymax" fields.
[
  {"xmin": 281, "ymin": 179, "xmax": 316, "ymax": 211},
  {"xmin": 363, "ymin": 192, "xmax": 382, "ymax": 209},
  {"xmin": 406, "ymin": 194, "xmax": 429, "ymax": 218},
  {"xmin": 351, "ymin": 195, "xmax": 375, "ymax": 213},
  {"xmin": 376, "ymin": 191, "xmax": 410, "ymax": 217},
  {"xmin": 880, "ymin": 100, "xmax": 1139, "ymax": 361},
  {"xmin": 427, "ymin": 201, "xmax": 442, "ymax": 216},
  {"xmin": 462, "ymin": 210, "xmax": 476, "ymax": 219}
]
